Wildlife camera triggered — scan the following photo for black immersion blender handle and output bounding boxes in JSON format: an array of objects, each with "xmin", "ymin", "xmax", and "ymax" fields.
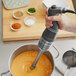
[
  {"xmin": 42, "ymin": 5, "xmax": 59, "ymax": 42},
  {"xmin": 48, "ymin": 5, "xmax": 59, "ymax": 31}
]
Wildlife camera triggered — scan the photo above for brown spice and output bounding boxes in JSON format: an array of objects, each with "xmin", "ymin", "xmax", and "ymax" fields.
[
  {"xmin": 14, "ymin": 11, "xmax": 23, "ymax": 17},
  {"xmin": 12, "ymin": 23, "xmax": 21, "ymax": 29}
]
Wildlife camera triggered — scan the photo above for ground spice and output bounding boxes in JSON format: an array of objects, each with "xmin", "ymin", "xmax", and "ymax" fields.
[
  {"xmin": 14, "ymin": 11, "xmax": 23, "ymax": 17},
  {"xmin": 12, "ymin": 23, "xmax": 21, "ymax": 29}
]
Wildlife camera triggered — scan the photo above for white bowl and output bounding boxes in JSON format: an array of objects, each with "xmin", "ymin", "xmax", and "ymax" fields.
[
  {"xmin": 24, "ymin": 16, "xmax": 36, "ymax": 26},
  {"xmin": 10, "ymin": 22, "xmax": 22, "ymax": 31},
  {"xmin": 13, "ymin": 10, "xmax": 24, "ymax": 19},
  {"xmin": 26, "ymin": 7, "xmax": 37, "ymax": 15}
]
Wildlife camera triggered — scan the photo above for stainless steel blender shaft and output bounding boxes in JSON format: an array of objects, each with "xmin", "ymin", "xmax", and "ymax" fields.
[{"xmin": 30, "ymin": 50, "xmax": 44, "ymax": 70}]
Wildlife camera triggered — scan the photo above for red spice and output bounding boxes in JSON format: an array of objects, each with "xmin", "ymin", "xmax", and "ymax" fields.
[{"xmin": 12, "ymin": 23, "xmax": 21, "ymax": 29}]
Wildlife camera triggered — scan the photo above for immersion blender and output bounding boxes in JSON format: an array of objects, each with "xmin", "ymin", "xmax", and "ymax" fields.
[{"xmin": 30, "ymin": 5, "xmax": 76, "ymax": 70}]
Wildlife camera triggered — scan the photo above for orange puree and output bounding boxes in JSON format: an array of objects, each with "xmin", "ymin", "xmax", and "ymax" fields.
[{"xmin": 11, "ymin": 51, "xmax": 53, "ymax": 76}]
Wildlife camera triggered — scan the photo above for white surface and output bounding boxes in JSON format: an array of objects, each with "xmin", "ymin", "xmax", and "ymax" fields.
[
  {"xmin": 0, "ymin": 0, "xmax": 76, "ymax": 76},
  {"xmin": 68, "ymin": 67, "xmax": 76, "ymax": 76},
  {"xmin": 64, "ymin": 69, "xmax": 70, "ymax": 76},
  {"xmin": 42, "ymin": 0, "xmax": 70, "ymax": 9}
]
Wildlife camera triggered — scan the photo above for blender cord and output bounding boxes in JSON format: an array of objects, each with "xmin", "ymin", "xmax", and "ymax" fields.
[{"xmin": 63, "ymin": 9, "xmax": 76, "ymax": 14}]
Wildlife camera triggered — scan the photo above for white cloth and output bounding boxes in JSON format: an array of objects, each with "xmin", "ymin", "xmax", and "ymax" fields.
[{"xmin": 42, "ymin": 0, "xmax": 70, "ymax": 9}]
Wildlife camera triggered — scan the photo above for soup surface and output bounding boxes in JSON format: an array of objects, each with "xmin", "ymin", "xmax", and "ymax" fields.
[{"xmin": 11, "ymin": 51, "xmax": 53, "ymax": 76}]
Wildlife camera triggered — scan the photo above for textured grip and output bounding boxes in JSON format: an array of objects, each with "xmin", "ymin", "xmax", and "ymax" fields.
[
  {"xmin": 42, "ymin": 21, "xmax": 58, "ymax": 42},
  {"xmin": 43, "ymin": 6, "xmax": 59, "ymax": 42},
  {"xmin": 48, "ymin": 6, "xmax": 59, "ymax": 33},
  {"xmin": 50, "ymin": 21, "xmax": 59, "ymax": 32}
]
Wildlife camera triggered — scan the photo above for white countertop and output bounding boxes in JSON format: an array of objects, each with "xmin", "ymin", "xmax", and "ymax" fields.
[{"xmin": 0, "ymin": 0, "xmax": 76, "ymax": 76}]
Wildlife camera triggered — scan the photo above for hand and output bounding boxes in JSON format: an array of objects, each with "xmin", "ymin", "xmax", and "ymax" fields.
[{"xmin": 45, "ymin": 9, "xmax": 70, "ymax": 30}]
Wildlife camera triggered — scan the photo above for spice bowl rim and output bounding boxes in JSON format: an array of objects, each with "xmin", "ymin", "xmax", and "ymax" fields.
[
  {"xmin": 13, "ymin": 10, "xmax": 24, "ymax": 19},
  {"xmin": 24, "ymin": 16, "xmax": 36, "ymax": 26},
  {"xmin": 26, "ymin": 7, "xmax": 37, "ymax": 15},
  {"xmin": 10, "ymin": 21, "xmax": 23, "ymax": 31}
]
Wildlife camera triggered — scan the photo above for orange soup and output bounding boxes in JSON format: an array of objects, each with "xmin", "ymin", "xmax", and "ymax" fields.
[{"xmin": 11, "ymin": 51, "xmax": 53, "ymax": 76}]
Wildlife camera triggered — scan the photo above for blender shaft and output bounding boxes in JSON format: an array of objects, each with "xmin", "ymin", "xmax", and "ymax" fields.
[{"xmin": 30, "ymin": 51, "xmax": 44, "ymax": 70}]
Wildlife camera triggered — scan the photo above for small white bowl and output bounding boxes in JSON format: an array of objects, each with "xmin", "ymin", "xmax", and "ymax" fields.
[
  {"xmin": 10, "ymin": 22, "xmax": 22, "ymax": 31},
  {"xmin": 26, "ymin": 7, "xmax": 37, "ymax": 15},
  {"xmin": 13, "ymin": 10, "xmax": 24, "ymax": 19},
  {"xmin": 24, "ymin": 16, "xmax": 36, "ymax": 26}
]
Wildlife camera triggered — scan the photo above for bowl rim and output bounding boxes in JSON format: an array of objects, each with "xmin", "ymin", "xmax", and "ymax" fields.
[
  {"xmin": 10, "ymin": 21, "xmax": 22, "ymax": 31},
  {"xmin": 24, "ymin": 16, "xmax": 36, "ymax": 26},
  {"xmin": 26, "ymin": 7, "xmax": 37, "ymax": 15},
  {"xmin": 13, "ymin": 10, "xmax": 24, "ymax": 19}
]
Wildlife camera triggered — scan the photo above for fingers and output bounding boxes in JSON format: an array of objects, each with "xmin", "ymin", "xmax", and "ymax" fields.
[
  {"xmin": 46, "ymin": 8, "xmax": 48, "ymax": 15},
  {"xmin": 45, "ymin": 11, "xmax": 62, "ymax": 28},
  {"xmin": 45, "ymin": 14, "xmax": 53, "ymax": 28},
  {"xmin": 46, "ymin": 21, "xmax": 53, "ymax": 28},
  {"xmin": 58, "ymin": 21, "xmax": 63, "ymax": 30},
  {"xmin": 45, "ymin": 10, "xmax": 53, "ymax": 28},
  {"xmin": 46, "ymin": 9, "xmax": 61, "ymax": 21},
  {"xmin": 48, "ymin": 14, "xmax": 61, "ymax": 21}
]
